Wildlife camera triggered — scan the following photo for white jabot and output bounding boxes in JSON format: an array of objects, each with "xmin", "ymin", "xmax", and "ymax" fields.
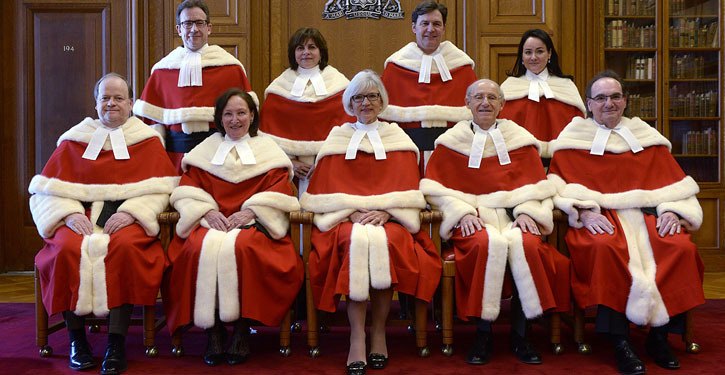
[
  {"xmin": 345, "ymin": 121, "xmax": 386, "ymax": 160},
  {"xmin": 211, "ymin": 134, "xmax": 257, "ymax": 165},
  {"xmin": 177, "ymin": 45, "xmax": 206, "ymax": 87},
  {"xmin": 525, "ymin": 68, "xmax": 555, "ymax": 102},
  {"xmin": 590, "ymin": 121, "xmax": 645, "ymax": 155},
  {"xmin": 468, "ymin": 121, "xmax": 511, "ymax": 168},
  {"xmin": 418, "ymin": 49, "xmax": 452, "ymax": 84},
  {"xmin": 82, "ymin": 125, "xmax": 130, "ymax": 160},
  {"xmin": 290, "ymin": 65, "xmax": 328, "ymax": 97}
]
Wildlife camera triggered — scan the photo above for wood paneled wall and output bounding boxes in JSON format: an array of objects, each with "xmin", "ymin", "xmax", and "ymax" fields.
[{"xmin": 2, "ymin": 0, "xmax": 723, "ymax": 272}]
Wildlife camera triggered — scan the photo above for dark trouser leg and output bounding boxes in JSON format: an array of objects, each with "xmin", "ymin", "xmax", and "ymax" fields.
[
  {"xmin": 595, "ymin": 305, "xmax": 630, "ymax": 341},
  {"xmin": 64, "ymin": 311, "xmax": 86, "ymax": 339},
  {"xmin": 476, "ymin": 318, "xmax": 492, "ymax": 333},
  {"xmin": 510, "ymin": 291, "xmax": 527, "ymax": 338},
  {"xmin": 108, "ymin": 304, "xmax": 133, "ymax": 336}
]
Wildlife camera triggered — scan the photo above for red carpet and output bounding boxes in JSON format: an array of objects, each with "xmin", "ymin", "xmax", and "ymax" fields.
[{"xmin": 2, "ymin": 301, "xmax": 723, "ymax": 374}]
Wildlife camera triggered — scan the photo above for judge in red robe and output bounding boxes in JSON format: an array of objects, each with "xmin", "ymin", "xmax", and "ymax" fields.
[
  {"xmin": 379, "ymin": 1, "xmax": 477, "ymax": 172},
  {"xmin": 30, "ymin": 74, "xmax": 178, "ymax": 374},
  {"xmin": 301, "ymin": 70, "xmax": 441, "ymax": 373},
  {"xmin": 259, "ymin": 27, "xmax": 354, "ymax": 189},
  {"xmin": 548, "ymin": 71, "xmax": 704, "ymax": 373},
  {"xmin": 422, "ymin": 79, "xmax": 570, "ymax": 366},
  {"xmin": 133, "ymin": 1, "xmax": 255, "ymax": 172},
  {"xmin": 164, "ymin": 89, "xmax": 303, "ymax": 366},
  {"xmin": 500, "ymin": 29, "xmax": 586, "ymax": 158}
]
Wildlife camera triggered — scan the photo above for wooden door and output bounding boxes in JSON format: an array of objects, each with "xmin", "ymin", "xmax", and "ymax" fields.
[{"xmin": 0, "ymin": 0, "xmax": 132, "ymax": 271}]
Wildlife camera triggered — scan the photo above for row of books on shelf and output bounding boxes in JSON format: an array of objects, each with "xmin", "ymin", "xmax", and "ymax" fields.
[
  {"xmin": 626, "ymin": 57, "xmax": 655, "ymax": 79},
  {"xmin": 606, "ymin": 0, "xmax": 655, "ymax": 16},
  {"xmin": 606, "ymin": 21, "xmax": 656, "ymax": 48},
  {"xmin": 627, "ymin": 94, "xmax": 656, "ymax": 117},
  {"xmin": 670, "ymin": 0, "xmax": 719, "ymax": 16},
  {"xmin": 669, "ymin": 19, "xmax": 719, "ymax": 47},
  {"xmin": 681, "ymin": 128, "xmax": 718, "ymax": 155},
  {"xmin": 670, "ymin": 54, "xmax": 715, "ymax": 79},
  {"xmin": 668, "ymin": 89, "xmax": 718, "ymax": 117}
]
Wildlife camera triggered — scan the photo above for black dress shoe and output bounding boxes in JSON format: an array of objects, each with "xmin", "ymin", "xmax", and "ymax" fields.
[
  {"xmin": 203, "ymin": 325, "xmax": 227, "ymax": 366},
  {"xmin": 100, "ymin": 342, "xmax": 127, "ymax": 375},
  {"xmin": 226, "ymin": 330, "xmax": 250, "ymax": 365},
  {"xmin": 69, "ymin": 339, "xmax": 95, "ymax": 371},
  {"xmin": 367, "ymin": 353, "xmax": 388, "ymax": 370},
  {"xmin": 465, "ymin": 331, "xmax": 492, "ymax": 365},
  {"xmin": 510, "ymin": 333, "xmax": 542, "ymax": 365},
  {"xmin": 346, "ymin": 361, "xmax": 367, "ymax": 375},
  {"xmin": 614, "ymin": 340, "xmax": 646, "ymax": 375},
  {"xmin": 646, "ymin": 333, "xmax": 680, "ymax": 369}
]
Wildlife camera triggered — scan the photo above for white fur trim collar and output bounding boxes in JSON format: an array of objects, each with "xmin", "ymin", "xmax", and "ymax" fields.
[
  {"xmin": 182, "ymin": 133, "xmax": 293, "ymax": 183},
  {"xmin": 384, "ymin": 41, "xmax": 474, "ymax": 72},
  {"xmin": 151, "ymin": 45, "xmax": 244, "ymax": 72},
  {"xmin": 264, "ymin": 66, "xmax": 349, "ymax": 102},
  {"xmin": 550, "ymin": 116, "xmax": 671, "ymax": 155},
  {"xmin": 58, "ymin": 116, "xmax": 164, "ymax": 148},
  {"xmin": 501, "ymin": 75, "xmax": 586, "ymax": 114},
  {"xmin": 316, "ymin": 122, "xmax": 419, "ymax": 163},
  {"xmin": 436, "ymin": 120, "xmax": 540, "ymax": 157}
]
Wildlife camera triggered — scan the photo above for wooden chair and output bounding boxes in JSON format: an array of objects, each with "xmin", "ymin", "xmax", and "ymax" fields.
[
  {"xmin": 438, "ymin": 211, "xmax": 563, "ymax": 356},
  {"xmin": 35, "ymin": 211, "xmax": 175, "ymax": 358},
  {"xmin": 298, "ymin": 211, "xmax": 439, "ymax": 358},
  {"xmin": 160, "ymin": 210, "xmax": 296, "ymax": 357},
  {"xmin": 549, "ymin": 210, "xmax": 701, "ymax": 354}
]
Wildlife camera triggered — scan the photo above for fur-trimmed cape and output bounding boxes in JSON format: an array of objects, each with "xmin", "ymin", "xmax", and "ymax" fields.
[
  {"xmin": 380, "ymin": 42, "xmax": 476, "ymax": 129},
  {"xmin": 30, "ymin": 116, "xmax": 177, "ymax": 318},
  {"xmin": 500, "ymin": 74, "xmax": 586, "ymax": 156},
  {"xmin": 164, "ymin": 133, "xmax": 303, "ymax": 331},
  {"xmin": 259, "ymin": 65, "xmax": 354, "ymax": 157},
  {"xmin": 548, "ymin": 115, "xmax": 704, "ymax": 327},
  {"xmin": 422, "ymin": 120, "xmax": 568, "ymax": 321},
  {"xmin": 300, "ymin": 121, "xmax": 441, "ymax": 307}
]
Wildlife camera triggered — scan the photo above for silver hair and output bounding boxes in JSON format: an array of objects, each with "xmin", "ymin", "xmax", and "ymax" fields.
[
  {"xmin": 342, "ymin": 69, "xmax": 389, "ymax": 116},
  {"xmin": 465, "ymin": 78, "xmax": 505, "ymax": 101}
]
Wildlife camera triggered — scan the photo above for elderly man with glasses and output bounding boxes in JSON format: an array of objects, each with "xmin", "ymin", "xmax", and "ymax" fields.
[
  {"xmin": 548, "ymin": 70, "xmax": 705, "ymax": 375},
  {"xmin": 421, "ymin": 79, "xmax": 571, "ymax": 366},
  {"xmin": 133, "ymin": 0, "xmax": 256, "ymax": 172}
]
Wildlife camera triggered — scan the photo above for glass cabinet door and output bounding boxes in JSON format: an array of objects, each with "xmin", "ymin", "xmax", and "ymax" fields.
[{"xmin": 666, "ymin": 0, "xmax": 721, "ymax": 183}]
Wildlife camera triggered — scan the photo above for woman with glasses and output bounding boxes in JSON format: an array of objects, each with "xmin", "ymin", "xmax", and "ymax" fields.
[
  {"xmin": 301, "ymin": 70, "xmax": 441, "ymax": 375},
  {"xmin": 549, "ymin": 70, "xmax": 704, "ymax": 374},
  {"xmin": 259, "ymin": 27, "xmax": 354, "ymax": 193},
  {"xmin": 500, "ymin": 29, "xmax": 586, "ymax": 157}
]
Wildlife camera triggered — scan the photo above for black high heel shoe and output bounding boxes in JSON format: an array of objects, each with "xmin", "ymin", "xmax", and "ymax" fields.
[
  {"xmin": 367, "ymin": 353, "xmax": 388, "ymax": 370},
  {"xmin": 346, "ymin": 361, "xmax": 367, "ymax": 375}
]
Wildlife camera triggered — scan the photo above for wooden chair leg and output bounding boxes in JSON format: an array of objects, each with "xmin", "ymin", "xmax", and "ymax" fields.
[
  {"xmin": 683, "ymin": 310, "xmax": 700, "ymax": 353},
  {"xmin": 441, "ymin": 272, "xmax": 454, "ymax": 356},
  {"xmin": 550, "ymin": 312, "xmax": 563, "ymax": 354},
  {"xmin": 35, "ymin": 266, "xmax": 52, "ymax": 357},
  {"xmin": 305, "ymin": 276, "xmax": 319, "ymax": 358},
  {"xmin": 279, "ymin": 310, "xmax": 292, "ymax": 357},
  {"xmin": 143, "ymin": 305, "xmax": 158, "ymax": 357},
  {"xmin": 414, "ymin": 299, "xmax": 430, "ymax": 357},
  {"xmin": 171, "ymin": 328, "xmax": 184, "ymax": 357}
]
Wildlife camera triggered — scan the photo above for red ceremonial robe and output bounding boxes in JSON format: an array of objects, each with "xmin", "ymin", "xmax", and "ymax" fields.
[
  {"xmin": 500, "ymin": 73, "xmax": 586, "ymax": 157},
  {"xmin": 259, "ymin": 66, "xmax": 355, "ymax": 158},
  {"xmin": 421, "ymin": 120, "xmax": 569, "ymax": 321},
  {"xmin": 133, "ymin": 45, "xmax": 255, "ymax": 171},
  {"xmin": 164, "ymin": 133, "xmax": 303, "ymax": 332},
  {"xmin": 300, "ymin": 121, "xmax": 442, "ymax": 312},
  {"xmin": 29, "ymin": 116, "xmax": 178, "ymax": 317},
  {"xmin": 548, "ymin": 116, "xmax": 705, "ymax": 327}
]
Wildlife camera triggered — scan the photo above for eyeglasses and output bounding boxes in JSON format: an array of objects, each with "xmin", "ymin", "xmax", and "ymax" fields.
[
  {"xmin": 469, "ymin": 93, "xmax": 501, "ymax": 103},
  {"xmin": 588, "ymin": 93, "xmax": 625, "ymax": 104},
  {"xmin": 351, "ymin": 93, "xmax": 381, "ymax": 103},
  {"xmin": 179, "ymin": 20, "xmax": 208, "ymax": 29}
]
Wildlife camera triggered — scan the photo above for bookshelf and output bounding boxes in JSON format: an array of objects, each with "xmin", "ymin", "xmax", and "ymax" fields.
[{"xmin": 601, "ymin": 0, "xmax": 722, "ymax": 183}]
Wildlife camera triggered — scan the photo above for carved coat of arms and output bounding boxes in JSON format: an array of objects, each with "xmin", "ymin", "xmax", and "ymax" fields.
[{"xmin": 323, "ymin": 0, "xmax": 404, "ymax": 20}]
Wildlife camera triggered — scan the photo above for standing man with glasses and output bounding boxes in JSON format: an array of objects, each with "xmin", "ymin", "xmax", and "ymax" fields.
[
  {"xmin": 421, "ymin": 79, "xmax": 570, "ymax": 366},
  {"xmin": 134, "ymin": 0, "xmax": 255, "ymax": 172},
  {"xmin": 548, "ymin": 70, "xmax": 705, "ymax": 375},
  {"xmin": 380, "ymin": 0, "xmax": 477, "ymax": 173}
]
